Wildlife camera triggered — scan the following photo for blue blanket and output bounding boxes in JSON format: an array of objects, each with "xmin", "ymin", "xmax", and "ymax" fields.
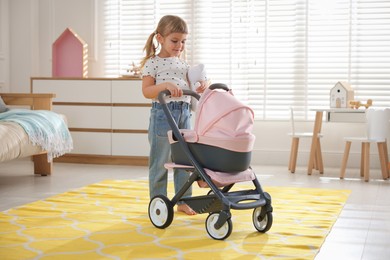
[{"xmin": 0, "ymin": 109, "xmax": 73, "ymax": 162}]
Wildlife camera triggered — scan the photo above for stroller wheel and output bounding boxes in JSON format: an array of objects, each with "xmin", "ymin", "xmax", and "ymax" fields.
[
  {"xmin": 252, "ymin": 207, "xmax": 273, "ymax": 233},
  {"xmin": 205, "ymin": 213, "xmax": 233, "ymax": 240},
  {"xmin": 148, "ymin": 195, "xmax": 174, "ymax": 229},
  {"xmin": 207, "ymin": 190, "xmax": 214, "ymax": 195}
]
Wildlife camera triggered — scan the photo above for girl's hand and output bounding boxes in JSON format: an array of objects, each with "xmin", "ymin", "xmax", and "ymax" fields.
[
  {"xmin": 165, "ymin": 83, "xmax": 183, "ymax": 97},
  {"xmin": 195, "ymin": 80, "xmax": 208, "ymax": 93}
]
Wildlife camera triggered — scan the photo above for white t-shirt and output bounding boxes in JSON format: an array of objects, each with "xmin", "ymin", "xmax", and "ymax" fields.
[{"xmin": 142, "ymin": 56, "xmax": 191, "ymax": 103}]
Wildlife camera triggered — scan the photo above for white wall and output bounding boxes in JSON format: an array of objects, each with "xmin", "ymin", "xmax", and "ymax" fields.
[
  {"xmin": 2, "ymin": 0, "xmax": 381, "ymax": 170},
  {"xmin": 8, "ymin": 0, "xmax": 38, "ymax": 93},
  {"xmin": 36, "ymin": 0, "xmax": 99, "ymax": 79},
  {"xmin": 0, "ymin": 0, "xmax": 10, "ymax": 92},
  {"xmin": 252, "ymin": 119, "xmax": 367, "ymax": 168}
]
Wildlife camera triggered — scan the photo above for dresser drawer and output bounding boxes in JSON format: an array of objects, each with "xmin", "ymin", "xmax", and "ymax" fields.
[
  {"xmin": 112, "ymin": 80, "xmax": 148, "ymax": 103},
  {"xmin": 112, "ymin": 133, "xmax": 149, "ymax": 156},
  {"xmin": 33, "ymin": 79, "xmax": 111, "ymax": 103},
  {"xmin": 53, "ymin": 105, "xmax": 111, "ymax": 128},
  {"xmin": 112, "ymin": 107, "xmax": 150, "ymax": 130},
  {"xmin": 70, "ymin": 132, "xmax": 111, "ymax": 155}
]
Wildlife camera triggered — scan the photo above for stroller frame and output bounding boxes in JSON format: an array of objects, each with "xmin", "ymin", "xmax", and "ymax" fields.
[{"xmin": 148, "ymin": 83, "xmax": 273, "ymax": 240}]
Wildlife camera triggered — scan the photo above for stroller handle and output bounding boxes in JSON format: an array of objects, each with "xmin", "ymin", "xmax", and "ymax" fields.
[
  {"xmin": 158, "ymin": 89, "xmax": 201, "ymax": 105},
  {"xmin": 158, "ymin": 83, "xmax": 230, "ymax": 104},
  {"xmin": 209, "ymin": 83, "xmax": 229, "ymax": 91}
]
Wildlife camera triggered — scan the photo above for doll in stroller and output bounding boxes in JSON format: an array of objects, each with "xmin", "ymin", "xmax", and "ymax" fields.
[{"xmin": 148, "ymin": 83, "xmax": 273, "ymax": 240}]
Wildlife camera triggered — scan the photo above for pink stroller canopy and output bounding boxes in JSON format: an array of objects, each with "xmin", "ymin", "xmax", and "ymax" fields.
[{"xmin": 192, "ymin": 87, "xmax": 255, "ymax": 152}]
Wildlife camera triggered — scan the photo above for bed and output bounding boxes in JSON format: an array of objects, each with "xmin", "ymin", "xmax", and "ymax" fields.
[{"xmin": 0, "ymin": 93, "xmax": 72, "ymax": 176}]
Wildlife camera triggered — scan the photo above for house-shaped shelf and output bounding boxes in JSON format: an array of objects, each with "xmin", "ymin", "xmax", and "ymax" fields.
[
  {"xmin": 52, "ymin": 28, "xmax": 88, "ymax": 78},
  {"xmin": 330, "ymin": 81, "xmax": 354, "ymax": 108}
]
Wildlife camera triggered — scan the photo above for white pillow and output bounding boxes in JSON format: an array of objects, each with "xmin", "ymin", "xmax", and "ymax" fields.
[{"xmin": 0, "ymin": 96, "xmax": 9, "ymax": 113}]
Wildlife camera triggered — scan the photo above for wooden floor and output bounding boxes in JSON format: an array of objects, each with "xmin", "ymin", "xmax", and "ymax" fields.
[{"xmin": 1, "ymin": 159, "xmax": 389, "ymax": 260}]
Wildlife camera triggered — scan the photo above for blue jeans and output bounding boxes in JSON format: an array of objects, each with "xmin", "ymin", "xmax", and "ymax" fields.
[{"xmin": 148, "ymin": 101, "xmax": 192, "ymax": 202}]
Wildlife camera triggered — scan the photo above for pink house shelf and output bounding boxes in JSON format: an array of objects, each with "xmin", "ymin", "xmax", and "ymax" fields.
[{"xmin": 52, "ymin": 28, "xmax": 88, "ymax": 78}]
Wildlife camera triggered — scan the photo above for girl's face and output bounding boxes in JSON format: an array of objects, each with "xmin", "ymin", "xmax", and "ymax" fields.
[{"xmin": 157, "ymin": 32, "xmax": 187, "ymax": 58}]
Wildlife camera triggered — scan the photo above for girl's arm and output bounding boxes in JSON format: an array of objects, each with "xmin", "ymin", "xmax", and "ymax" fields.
[
  {"xmin": 195, "ymin": 80, "xmax": 209, "ymax": 93},
  {"xmin": 142, "ymin": 75, "xmax": 183, "ymax": 99}
]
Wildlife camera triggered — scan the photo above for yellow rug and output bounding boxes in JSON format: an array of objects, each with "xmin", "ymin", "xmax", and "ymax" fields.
[{"xmin": 0, "ymin": 180, "xmax": 350, "ymax": 260}]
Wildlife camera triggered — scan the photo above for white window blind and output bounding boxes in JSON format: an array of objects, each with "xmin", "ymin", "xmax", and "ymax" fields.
[{"xmin": 103, "ymin": 0, "xmax": 390, "ymax": 120}]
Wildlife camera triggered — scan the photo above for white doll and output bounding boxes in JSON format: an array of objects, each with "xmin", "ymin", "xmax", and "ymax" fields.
[{"xmin": 188, "ymin": 64, "xmax": 207, "ymax": 111}]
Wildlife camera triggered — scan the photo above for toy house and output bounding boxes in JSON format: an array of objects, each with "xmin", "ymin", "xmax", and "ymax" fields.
[
  {"xmin": 52, "ymin": 27, "xmax": 88, "ymax": 78},
  {"xmin": 330, "ymin": 81, "xmax": 354, "ymax": 108}
]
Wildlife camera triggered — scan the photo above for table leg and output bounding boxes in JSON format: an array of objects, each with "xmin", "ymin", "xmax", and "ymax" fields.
[
  {"xmin": 308, "ymin": 111, "xmax": 323, "ymax": 175},
  {"xmin": 340, "ymin": 141, "xmax": 351, "ymax": 179}
]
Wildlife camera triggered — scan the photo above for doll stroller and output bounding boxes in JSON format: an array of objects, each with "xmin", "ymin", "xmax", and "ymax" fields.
[{"xmin": 148, "ymin": 83, "xmax": 273, "ymax": 240}]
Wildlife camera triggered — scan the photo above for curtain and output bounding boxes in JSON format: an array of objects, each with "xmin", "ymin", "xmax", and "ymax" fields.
[{"xmin": 103, "ymin": 0, "xmax": 390, "ymax": 120}]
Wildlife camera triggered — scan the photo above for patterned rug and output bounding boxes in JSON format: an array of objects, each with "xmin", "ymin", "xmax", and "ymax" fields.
[{"xmin": 0, "ymin": 180, "xmax": 350, "ymax": 259}]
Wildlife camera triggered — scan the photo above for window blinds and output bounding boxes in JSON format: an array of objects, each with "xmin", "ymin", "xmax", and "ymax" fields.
[{"xmin": 103, "ymin": 0, "xmax": 390, "ymax": 120}]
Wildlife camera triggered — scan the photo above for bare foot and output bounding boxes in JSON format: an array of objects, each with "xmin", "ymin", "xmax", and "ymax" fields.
[{"xmin": 177, "ymin": 203, "xmax": 197, "ymax": 215}]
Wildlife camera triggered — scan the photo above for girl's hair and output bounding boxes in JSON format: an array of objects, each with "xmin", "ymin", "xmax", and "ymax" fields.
[{"xmin": 140, "ymin": 15, "xmax": 188, "ymax": 68}]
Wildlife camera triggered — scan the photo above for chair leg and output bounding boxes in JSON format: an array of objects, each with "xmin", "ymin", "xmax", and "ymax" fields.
[
  {"xmin": 377, "ymin": 142, "xmax": 389, "ymax": 180},
  {"xmin": 360, "ymin": 143, "xmax": 365, "ymax": 177},
  {"xmin": 340, "ymin": 141, "xmax": 351, "ymax": 179},
  {"xmin": 384, "ymin": 141, "xmax": 389, "ymax": 178},
  {"xmin": 363, "ymin": 142, "xmax": 370, "ymax": 182},
  {"xmin": 289, "ymin": 137, "xmax": 299, "ymax": 173},
  {"xmin": 316, "ymin": 138, "xmax": 324, "ymax": 174},
  {"xmin": 288, "ymin": 139, "xmax": 293, "ymax": 171}
]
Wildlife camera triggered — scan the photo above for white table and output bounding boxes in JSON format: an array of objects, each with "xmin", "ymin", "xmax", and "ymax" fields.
[
  {"xmin": 307, "ymin": 108, "xmax": 366, "ymax": 175},
  {"xmin": 324, "ymin": 108, "xmax": 365, "ymax": 123}
]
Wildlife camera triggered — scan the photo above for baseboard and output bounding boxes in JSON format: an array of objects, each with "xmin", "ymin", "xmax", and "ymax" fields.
[
  {"xmin": 54, "ymin": 154, "xmax": 148, "ymax": 166},
  {"xmin": 52, "ymin": 151, "xmax": 383, "ymax": 170},
  {"xmin": 251, "ymin": 149, "xmax": 383, "ymax": 169}
]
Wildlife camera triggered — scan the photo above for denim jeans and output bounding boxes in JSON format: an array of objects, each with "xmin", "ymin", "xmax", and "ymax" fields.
[{"xmin": 148, "ymin": 101, "xmax": 192, "ymax": 202}]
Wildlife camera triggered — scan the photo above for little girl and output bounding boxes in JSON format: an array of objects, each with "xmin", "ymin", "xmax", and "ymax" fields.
[{"xmin": 140, "ymin": 15, "xmax": 207, "ymax": 215}]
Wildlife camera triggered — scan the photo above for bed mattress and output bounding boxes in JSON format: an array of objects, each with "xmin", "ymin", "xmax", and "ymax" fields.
[{"xmin": 0, "ymin": 122, "xmax": 44, "ymax": 162}]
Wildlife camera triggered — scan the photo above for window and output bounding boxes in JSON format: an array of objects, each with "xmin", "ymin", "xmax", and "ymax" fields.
[{"xmin": 103, "ymin": 0, "xmax": 390, "ymax": 120}]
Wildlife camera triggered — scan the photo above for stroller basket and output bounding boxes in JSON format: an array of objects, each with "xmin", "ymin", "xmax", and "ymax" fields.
[
  {"xmin": 169, "ymin": 82, "xmax": 255, "ymax": 172},
  {"xmin": 171, "ymin": 141, "xmax": 251, "ymax": 172}
]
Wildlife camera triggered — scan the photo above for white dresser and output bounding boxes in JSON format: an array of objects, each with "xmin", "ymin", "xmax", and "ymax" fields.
[{"xmin": 31, "ymin": 77, "xmax": 150, "ymax": 165}]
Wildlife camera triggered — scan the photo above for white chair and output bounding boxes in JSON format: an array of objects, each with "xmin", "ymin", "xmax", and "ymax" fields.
[
  {"xmin": 288, "ymin": 107, "xmax": 323, "ymax": 173},
  {"xmin": 340, "ymin": 108, "xmax": 390, "ymax": 181}
]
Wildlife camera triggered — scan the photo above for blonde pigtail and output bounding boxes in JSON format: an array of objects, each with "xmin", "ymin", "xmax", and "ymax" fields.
[{"xmin": 140, "ymin": 32, "xmax": 158, "ymax": 69}]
